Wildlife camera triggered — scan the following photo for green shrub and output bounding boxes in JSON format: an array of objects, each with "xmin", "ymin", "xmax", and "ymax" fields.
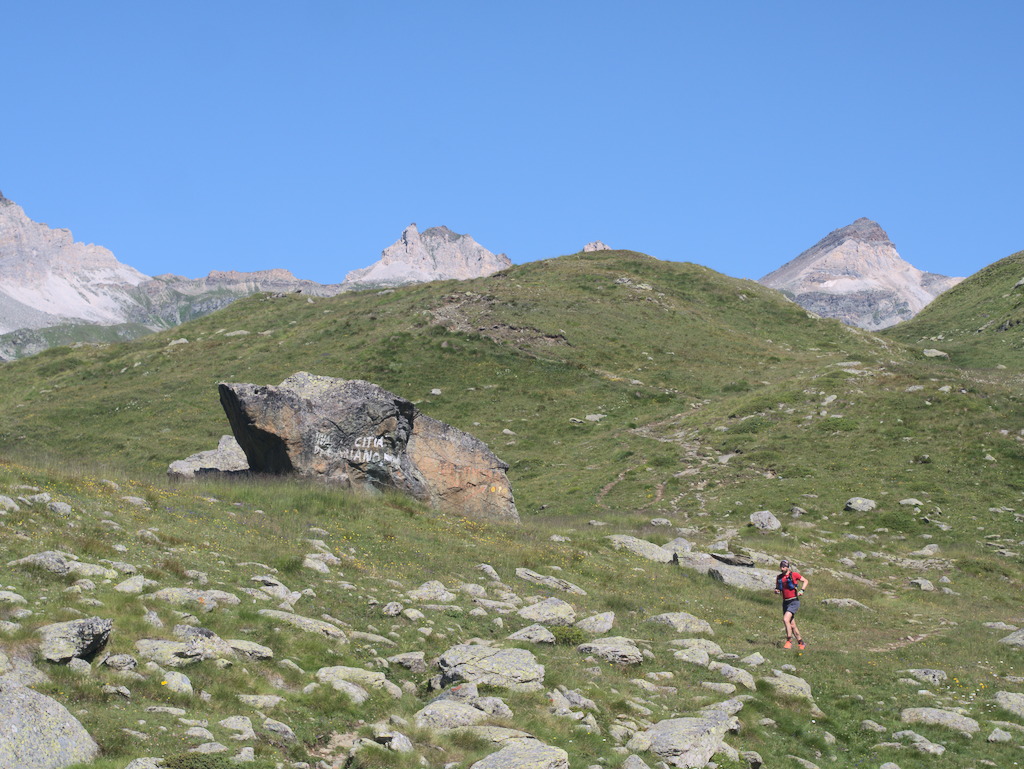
[{"xmin": 550, "ymin": 625, "xmax": 585, "ymax": 646}]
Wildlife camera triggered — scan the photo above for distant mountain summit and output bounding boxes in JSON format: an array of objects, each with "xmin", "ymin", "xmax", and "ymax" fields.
[
  {"xmin": 342, "ymin": 223, "xmax": 510, "ymax": 289},
  {"xmin": 0, "ymin": 190, "xmax": 149, "ymax": 334},
  {"xmin": 759, "ymin": 218, "xmax": 963, "ymax": 330}
]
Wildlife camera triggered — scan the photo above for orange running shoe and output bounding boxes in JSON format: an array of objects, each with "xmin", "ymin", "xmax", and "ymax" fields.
[
  {"xmin": 798, "ymin": 640, "xmax": 806, "ymax": 650},
  {"xmin": 783, "ymin": 640, "xmax": 792, "ymax": 649}
]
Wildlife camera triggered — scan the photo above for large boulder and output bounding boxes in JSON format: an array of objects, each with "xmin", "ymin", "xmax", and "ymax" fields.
[
  {"xmin": 215, "ymin": 373, "xmax": 518, "ymax": 522},
  {"xmin": 0, "ymin": 682, "xmax": 100, "ymax": 769}
]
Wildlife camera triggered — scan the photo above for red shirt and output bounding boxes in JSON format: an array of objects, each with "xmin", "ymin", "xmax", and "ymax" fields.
[{"xmin": 778, "ymin": 570, "xmax": 803, "ymax": 600}]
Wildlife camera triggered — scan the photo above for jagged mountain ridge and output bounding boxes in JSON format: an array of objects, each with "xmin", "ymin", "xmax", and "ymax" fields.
[
  {"xmin": 341, "ymin": 223, "xmax": 511, "ymax": 288},
  {"xmin": 759, "ymin": 217, "xmax": 963, "ymax": 330},
  {"xmin": 0, "ymin": 193, "xmax": 508, "ymax": 358}
]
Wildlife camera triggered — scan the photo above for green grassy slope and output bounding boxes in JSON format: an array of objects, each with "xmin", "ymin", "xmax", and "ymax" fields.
[
  {"xmin": 885, "ymin": 250, "xmax": 1024, "ymax": 369},
  {"xmin": 1, "ymin": 249, "xmax": 1024, "ymax": 768},
  {"xmin": 0, "ymin": 249, "xmax": 1021, "ymax": 529}
]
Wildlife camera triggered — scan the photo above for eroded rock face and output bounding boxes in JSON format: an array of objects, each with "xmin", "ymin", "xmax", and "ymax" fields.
[{"xmin": 216, "ymin": 373, "xmax": 518, "ymax": 522}]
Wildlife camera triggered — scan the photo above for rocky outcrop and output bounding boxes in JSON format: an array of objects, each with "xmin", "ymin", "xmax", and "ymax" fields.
[
  {"xmin": 759, "ymin": 218, "xmax": 963, "ymax": 330},
  {"xmin": 214, "ymin": 372, "xmax": 518, "ymax": 522},
  {"xmin": 342, "ymin": 224, "xmax": 510, "ymax": 289}
]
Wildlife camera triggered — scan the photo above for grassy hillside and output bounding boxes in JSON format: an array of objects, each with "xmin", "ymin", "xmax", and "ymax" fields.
[
  {"xmin": 885, "ymin": 250, "xmax": 1024, "ymax": 369},
  {"xmin": 1, "ymin": 249, "xmax": 1024, "ymax": 768}
]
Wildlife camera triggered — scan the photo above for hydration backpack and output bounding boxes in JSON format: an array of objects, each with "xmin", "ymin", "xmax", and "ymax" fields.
[{"xmin": 776, "ymin": 572, "xmax": 798, "ymax": 593}]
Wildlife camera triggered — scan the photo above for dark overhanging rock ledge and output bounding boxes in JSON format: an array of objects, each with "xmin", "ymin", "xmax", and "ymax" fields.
[{"xmin": 170, "ymin": 372, "xmax": 519, "ymax": 523}]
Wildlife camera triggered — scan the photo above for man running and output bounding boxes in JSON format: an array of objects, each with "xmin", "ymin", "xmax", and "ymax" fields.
[{"xmin": 775, "ymin": 559, "xmax": 808, "ymax": 649}]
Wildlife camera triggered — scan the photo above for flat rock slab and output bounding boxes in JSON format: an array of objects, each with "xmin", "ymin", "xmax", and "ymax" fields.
[
  {"xmin": 820, "ymin": 598, "xmax": 870, "ymax": 610},
  {"xmin": 901, "ymin": 707, "xmax": 980, "ymax": 734},
  {"xmin": 607, "ymin": 535, "xmax": 674, "ymax": 563},
  {"xmin": 999, "ymin": 628, "xmax": 1024, "ymax": 647},
  {"xmin": 469, "ymin": 740, "xmax": 569, "ymax": 769},
  {"xmin": 515, "ymin": 568, "xmax": 586, "ymax": 595},
  {"xmin": 414, "ymin": 699, "xmax": 488, "ymax": 731},
  {"xmin": 150, "ymin": 587, "xmax": 240, "ymax": 607},
  {"xmin": 217, "ymin": 373, "xmax": 518, "ymax": 521},
  {"xmin": 0, "ymin": 682, "xmax": 100, "ymax": 769},
  {"xmin": 708, "ymin": 564, "xmax": 776, "ymax": 591},
  {"xmin": 437, "ymin": 644, "xmax": 545, "ymax": 691},
  {"xmin": 996, "ymin": 690, "xmax": 1024, "ymax": 717},
  {"xmin": 258, "ymin": 610, "xmax": 348, "ymax": 642},
  {"xmin": 648, "ymin": 612, "xmax": 713, "ymax": 636}
]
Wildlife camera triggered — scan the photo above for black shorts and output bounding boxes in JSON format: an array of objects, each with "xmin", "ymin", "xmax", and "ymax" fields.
[{"xmin": 783, "ymin": 598, "xmax": 800, "ymax": 615}]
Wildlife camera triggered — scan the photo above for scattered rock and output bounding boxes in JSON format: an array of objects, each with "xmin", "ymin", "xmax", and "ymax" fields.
[
  {"xmin": 900, "ymin": 707, "xmax": 979, "ymax": 735},
  {"xmin": 576, "ymin": 637, "xmax": 643, "ymax": 665},
  {"xmin": 749, "ymin": 510, "xmax": 781, "ymax": 531},
  {"xmin": 606, "ymin": 535, "xmax": 674, "ymax": 563},
  {"xmin": 844, "ymin": 497, "xmax": 877, "ymax": 512}
]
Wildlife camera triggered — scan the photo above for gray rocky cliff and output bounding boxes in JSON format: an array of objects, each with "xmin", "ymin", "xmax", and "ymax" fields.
[
  {"xmin": 759, "ymin": 218, "xmax": 963, "ymax": 330},
  {"xmin": 342, "ymin": 224, "xmax": 510, "ymax": 289}
]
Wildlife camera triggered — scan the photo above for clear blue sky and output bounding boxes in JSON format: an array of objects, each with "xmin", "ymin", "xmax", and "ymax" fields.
[{"xmin": 3, "ymin": 2, "xmax": 1021, "ymax": 283}]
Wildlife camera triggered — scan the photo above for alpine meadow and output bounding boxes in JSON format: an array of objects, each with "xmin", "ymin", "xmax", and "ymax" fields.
[{"xmin": 2, "ymin": 247, "xmax": 1024, "ymax": 769}]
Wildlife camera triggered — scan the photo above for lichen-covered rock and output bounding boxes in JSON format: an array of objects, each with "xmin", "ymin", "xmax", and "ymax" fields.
[
  {"xmin": 577, "ymin": 636, "xmax": 643, "ymax": 665},
  {"xmin": 820, "ymin": 598, "xmax": 870, "ymax": 610},
  {"xmin": 150, "ymin": 587, "xmax": 240, "ymax": 607},
  {"xmin": 606, "ymin": 535, "xmax": 674, "ymax": 563},
  {"xmin": 514, "ymin": 568, "xmax": 586, "ymax": 595},
  {"xmin": 575, "ymin": 611, "xmax": 615, "ymax": 634},
  {"xmin": 437, "ymin": 644, "xmax": 544, "ymax": 691},
  {"xmin": 648, "ymin": 612, "xmax": 713, "ymax": 636},
  {"xmin": 996, "ymin": 690, "xmax": 1024, "ymax": 717},
  {"xmin": 517, "ymin": 597, "xmax": 576, "ymax": 627},
  {"xmin": 469, "ymin": 739, "xmax": 569, "ymax": 769},
  {"xmin": 749, "ymin": 510, "xmax": 781, "ymax": 531},
  {"xmin": 37, "ymin": 617, "xmax": 113, "ymax": 663},
  {"xmin": 0, "ymin": 681, "xmax": 100, "ymax": 768},
  {"xmin": 507, "ymin": 624, "xmax": 556, "ymax": 644},
  {"xmin": 900, "ymin": 707, "xmax": 979, "ymax": 734},
  {"xmin": 134, "ymin": 639, "xmax": 202, "ymax": 668},
  {"xmin": 707, "ymin": 565, "xmax": 776, "ymax": 591},
  {"xmin": 414, "ymin": 699, "xmax": 488, "ymax": 731},
  {"xmin": 844, "ymin": 497, "xmax": 877, "ymax": 512},
  {"xmin": 627, "ymin": 700, "xmax": 743, "ymax": 768},
  {"xmin": 257, "ymin": 609, "xmax": 347, "ymax": 641},
  {"xmin": 217, "ymin": 373, "xmax": 518, "ymax": 521}
]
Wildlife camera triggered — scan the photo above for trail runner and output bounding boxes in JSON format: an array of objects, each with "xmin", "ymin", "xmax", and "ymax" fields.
[{"xmin": 775, "ymin": 559, "xmax": 808, "ymax": 649}]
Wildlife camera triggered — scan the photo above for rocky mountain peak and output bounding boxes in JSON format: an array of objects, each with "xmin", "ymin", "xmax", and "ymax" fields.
[
  {"xmin": 342, "ymin": 223, "xmax": 511, "ymax": 289},
  {"xmin": 759, "ymin": 219, "xmax": 963, "ymax": 330}
]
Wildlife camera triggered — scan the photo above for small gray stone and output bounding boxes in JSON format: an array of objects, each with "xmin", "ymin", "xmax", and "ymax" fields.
[{"xmin": 844, "ymin": 497, "xmax": 877, "ymax": 512}]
